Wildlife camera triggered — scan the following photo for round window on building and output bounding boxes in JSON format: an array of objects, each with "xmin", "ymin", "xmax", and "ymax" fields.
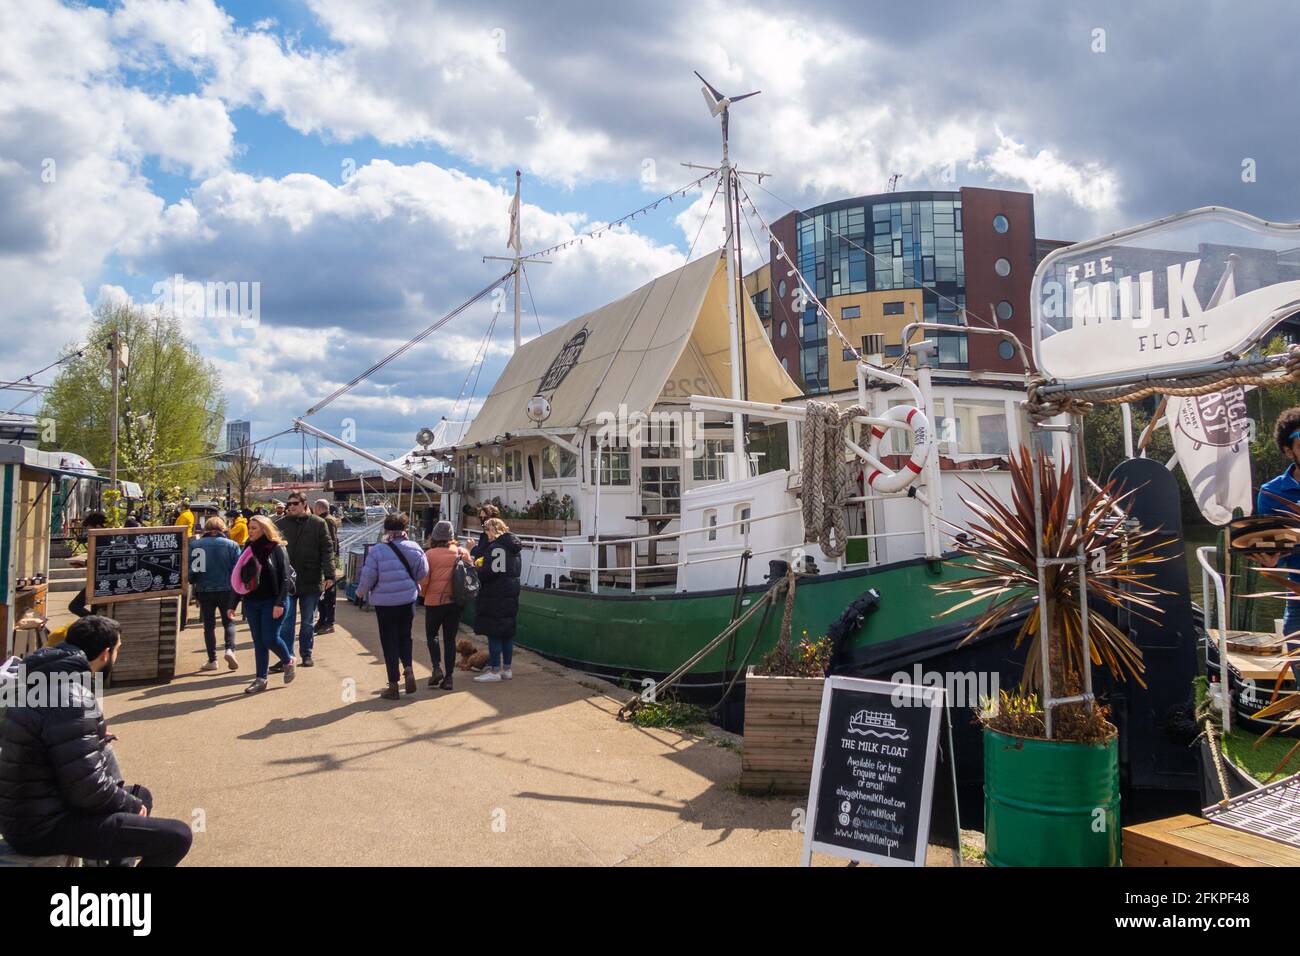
[
  {"xmin": 996, "ymin": 300, "xmax": 1013, "ymax": 321},
  {"xmin": 780, "ymin": 356, "xmax": 789, "ymax": 370},
  {"xmin": 779, "ymin": 320, "xmax": 788, "ymax": 338},
  {"xmin": 997, "ymin": 340, "xmax": 1016, "ymax": 361},
  {"xmin": 995, "ymin": 257, "xmax": 1012, "ymax": 277},
  {"xmin": 778, "ymin": 280, "xmax": 787, "ymax": 298},
  {"xmin": 993, "ymin": 214, "xmax": 1010, "ymax": 234}
]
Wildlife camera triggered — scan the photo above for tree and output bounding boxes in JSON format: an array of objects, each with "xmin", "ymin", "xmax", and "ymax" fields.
[
  {"xmin": 40, "ymin": 303, "xmax": 225, "ymax": 504},
  {"xmin": 224, "ymin": 442, "xmax": 262, "ymax": 508}
]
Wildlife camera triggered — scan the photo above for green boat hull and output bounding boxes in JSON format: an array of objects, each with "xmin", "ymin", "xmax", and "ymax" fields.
[{"xmin": 465, "ymin": 555, "xmax": 980, "ymax": 685}]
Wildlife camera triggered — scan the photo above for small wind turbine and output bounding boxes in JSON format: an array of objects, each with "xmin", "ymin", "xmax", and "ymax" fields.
[{"xmin": 695, "ymin": 71, "xmax": 759, "ymax": 160}]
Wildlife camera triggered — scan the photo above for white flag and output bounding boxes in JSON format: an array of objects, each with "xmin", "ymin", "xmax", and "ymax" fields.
[
  {"xmin": 507, "ymin": 188, "xmax": 521, "ymax": 253},
  {"xmin": 1167, "ymin": 386, "xmax": 1253, "ymax": 525}
]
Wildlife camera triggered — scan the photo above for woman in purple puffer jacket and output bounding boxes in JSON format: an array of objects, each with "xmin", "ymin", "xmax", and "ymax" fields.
[{"xmin": 356, "ymin": 513, "xmax": 430, "ymax": 700}]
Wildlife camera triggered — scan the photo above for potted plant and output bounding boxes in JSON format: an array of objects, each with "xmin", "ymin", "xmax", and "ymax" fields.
[
  {"xmin": 739, "ymin": 629, "xmax": 832, "ymax": 795},
  {"xmin": 934, "ymin": 449, "xmax": 1170, "ymax": 866}
]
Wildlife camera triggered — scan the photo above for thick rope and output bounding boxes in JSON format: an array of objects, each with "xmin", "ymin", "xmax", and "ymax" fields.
[
  {"xmin": 800, "ymin": 401, "xmax": 868, "ymax": 558},
  {"xmin": 1205, "ymin": 719, "xmax": 1232, "ymax": 807}
]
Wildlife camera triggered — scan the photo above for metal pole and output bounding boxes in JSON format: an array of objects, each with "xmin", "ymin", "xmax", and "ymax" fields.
[
  {"xmin": 514, "ymin": 170, "xmax": 522, "ymax": 352},
  {"xmin": 109, "ymin": 329, "xmax": 120, "ymax": 492},
  {"xmin": 720, "ymin": 122, "xmax": 746, "ymax": 482},
  {"xmin": 1120, "ymin": 403, "xmax": 1135, "ymax": 459},
  {"xmin": 1030, "ymin": 419, "xmax": 1054, "ymax": 739}
]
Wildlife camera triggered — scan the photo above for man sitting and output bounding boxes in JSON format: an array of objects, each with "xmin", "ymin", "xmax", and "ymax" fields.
[{"xmin": 0, "ymin": 616, "xmax": 192, "ymax": 866}]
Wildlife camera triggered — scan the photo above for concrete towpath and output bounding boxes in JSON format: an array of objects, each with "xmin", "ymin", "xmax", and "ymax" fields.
[{"xmin": 78, "ymin": 596, "xmax": 969, "ymax": 866}]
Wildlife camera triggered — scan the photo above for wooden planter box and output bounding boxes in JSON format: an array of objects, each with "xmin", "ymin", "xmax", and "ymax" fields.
[
  {"xmin": 463, "ymin": 517, "xmax": 579, "ymax": 537},
  {"xmin": 99, "ymin": 597, "xmax": 179, "ymax": 686},
  {"xmin": 739, "ymin": 667, "xmax": 826, "ymax": 795}
]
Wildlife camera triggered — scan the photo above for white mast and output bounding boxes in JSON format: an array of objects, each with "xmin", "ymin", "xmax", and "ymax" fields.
[
  {"xmin": 485, "ymin": 169, "xmax": 548, "ymax": 352},
  {"xmin": 696, "ymin": 72, "xmax": 759, "ymax": 482}
]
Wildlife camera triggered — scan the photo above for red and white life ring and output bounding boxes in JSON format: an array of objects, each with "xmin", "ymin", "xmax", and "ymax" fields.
[{"xmin": 864, "ymin": 405, "xmax": 931, "ymax": 493}]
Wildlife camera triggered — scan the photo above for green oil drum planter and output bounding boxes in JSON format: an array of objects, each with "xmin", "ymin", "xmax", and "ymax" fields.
[{"xmin": 984, "ymin": 726, "xmax": 1121, "ymax": 867}]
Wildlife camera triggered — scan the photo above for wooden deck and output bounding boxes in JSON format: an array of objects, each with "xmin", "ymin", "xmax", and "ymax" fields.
[
  {"xmin": 1208, "ymin": 628, "xmax": 1297, "ymax": 685},
  {"xmin": 1123, "ymin": 814, "xmax": 1300, "ymax": 866}
]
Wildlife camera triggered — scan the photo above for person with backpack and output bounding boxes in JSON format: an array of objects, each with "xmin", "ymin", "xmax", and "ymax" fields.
[
  {"xmin": 355, "ymin": 513, "xmax": 429, "ymax": 700},
  {"xmin": 471, "ymin": 517, "xmax": 523, "ymax": 684},
  {"xmin": 419, "ymin": 521, "xmax": 473, "ymax": 691},
  {"xmin": 235, "ymin": 515, "xmax": 296, "ymax": 694},
  {"xmin": 190, "ymin": 516, "xmax": 242, "ymax": 672}
]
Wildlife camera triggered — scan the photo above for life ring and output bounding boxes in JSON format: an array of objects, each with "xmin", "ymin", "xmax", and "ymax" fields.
[{"xmin": 864, "ymin": 405, "xmax": 931, "ymax": 493}]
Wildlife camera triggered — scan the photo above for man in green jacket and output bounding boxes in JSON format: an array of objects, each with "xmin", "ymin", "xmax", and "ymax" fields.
[{"xmin": 273, "ymin": 492, "xmax": 336, "ymax": 667}]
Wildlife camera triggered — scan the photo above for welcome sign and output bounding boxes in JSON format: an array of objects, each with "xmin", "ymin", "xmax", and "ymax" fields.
[{"xmin": 1032, "ymin": 207, "xmax": 1300, "ymax": 385}]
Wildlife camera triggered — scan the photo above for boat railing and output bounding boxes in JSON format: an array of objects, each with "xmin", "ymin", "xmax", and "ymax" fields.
[
  {"xmin": 498, "ymin": 501, "xmax": 939, "ymax": 593},
  {"xmin": 1196, "ymin": 545, "xmax": 1232, "ymax": 730}
]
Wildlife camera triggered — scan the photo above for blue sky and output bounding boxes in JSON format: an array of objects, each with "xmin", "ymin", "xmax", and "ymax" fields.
[{"xmin": 3, "ymin": 0, "xmax": 1299, "ymax": 471}]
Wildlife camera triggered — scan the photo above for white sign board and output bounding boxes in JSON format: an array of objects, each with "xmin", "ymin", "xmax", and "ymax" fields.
[{"xmin": 1032, "ymin": 207, "xmax": 1300, "ymax": 386}]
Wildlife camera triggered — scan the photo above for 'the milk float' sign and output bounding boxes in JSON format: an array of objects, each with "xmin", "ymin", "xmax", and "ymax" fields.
[{"xmin": 1032, "ymin": 207, "xmax": 1300, "ymax": 386}]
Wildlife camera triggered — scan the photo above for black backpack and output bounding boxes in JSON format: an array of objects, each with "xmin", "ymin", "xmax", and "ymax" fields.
[{"xmin": 452, "ymin": 557, "xmax": 480, "ymax": 607}]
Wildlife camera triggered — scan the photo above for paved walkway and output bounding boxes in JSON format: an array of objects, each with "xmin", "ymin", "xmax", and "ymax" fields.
[{"xmin": 68, "ymin": 596, "xmax": 969, "ymax": 866}]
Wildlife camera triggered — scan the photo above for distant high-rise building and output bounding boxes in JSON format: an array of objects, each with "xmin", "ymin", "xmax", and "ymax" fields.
[
  {"xmin": 225, "ymin": 420, "xmax": 251, "ymax": 452},
  {"xmin": 324, "ymin": 459, "xmax": 352, "ymax": 481}
]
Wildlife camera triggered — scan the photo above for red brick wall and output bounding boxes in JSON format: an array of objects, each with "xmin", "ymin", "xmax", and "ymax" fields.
[
  {"xmin": 766, "ymin": 211, "xmax": 803, "ymax": 390},
  {"xmin": 960, "ymin": 187, "xmax": 1038, "ymax": 373}
]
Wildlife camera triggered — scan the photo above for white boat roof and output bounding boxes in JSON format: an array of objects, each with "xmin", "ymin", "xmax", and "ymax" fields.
[{"xmin": 460, "ymin": 250, "xmax": 798, "ymax": 446}]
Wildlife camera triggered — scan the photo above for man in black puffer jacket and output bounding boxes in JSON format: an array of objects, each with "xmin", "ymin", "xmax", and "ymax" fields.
[{"xmin": 0, "ymin": 616, "xmax": 192, "ymax": 866}]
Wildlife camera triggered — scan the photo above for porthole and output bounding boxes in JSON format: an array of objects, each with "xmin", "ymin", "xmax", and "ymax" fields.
[
  {"xmin": 997, "ymin": 340, "xmax": 1016, "ymax": 361},
  {"xmin": 996, "ymin": 300, "xmax": 1013, "ymax": 321},
  {"xmin": 994, "ymin": 257, "xmax": 1011, "ymax": 277},
  {"xmin": 993, "ymin": 214, "xmax": 1010, "ymax": 234}
]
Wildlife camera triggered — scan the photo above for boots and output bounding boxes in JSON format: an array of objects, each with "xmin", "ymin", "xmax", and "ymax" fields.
[
  {"xmin": 404, "ymin": 667, "xmax": 417, "ymax": 695},
  {"xmin": 381, "ymin": 683, "xmax": 400, "ymax": 700}
]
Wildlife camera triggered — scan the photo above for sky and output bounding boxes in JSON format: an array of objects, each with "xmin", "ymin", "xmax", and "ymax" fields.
[{"xmin": 2, "ymin": 0, "xmax": 1298, "ymax": 470}]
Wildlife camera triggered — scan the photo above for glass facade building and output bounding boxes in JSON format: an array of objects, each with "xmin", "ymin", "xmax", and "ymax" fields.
[{"xmin": 790, "ymin": 192, "xmax": 969, "ymax": 392}]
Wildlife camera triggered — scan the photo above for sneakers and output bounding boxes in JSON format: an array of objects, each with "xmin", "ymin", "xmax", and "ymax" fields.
[
  {"xmin": 316, "ymin": 624, "xmax": 335, "ymax": 635},
  {"xmin": 199, "ymin": 660, "xmax": 219, "ymax": 672},
  {"xmin": 404, "ymin": 668, "xmax": 417, "ymax": 695},
  {"xmin": 380, "ymin": 683, "xmax": 400, "ymax": 700},
  {"xmin": 501, "ymin": 669, "xmax": 513, "ymax": 680},
  {"xmin": 283, "ymin": 659, "xmax": 296, "ymax": 684},
  {"xmin": 244, "ymin": 678, "xmax": 267, "ymax": 694},
  {"xmin": 224, "ymin": 648, "xmax": 239, "ymax": 671},
  {"xmin": 300, "ymin": 656, "xmax": 315, "ymax": 668},
  {"xmin": 473, "ymin": 671, "xmax": 502, "ymax": 683}
]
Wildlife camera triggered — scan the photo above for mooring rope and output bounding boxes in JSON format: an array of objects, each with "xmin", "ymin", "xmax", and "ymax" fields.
[
  {"xmin": 1204, "ymin": 719, "xmax": 1232, "ymax": 807},
  {"xmin": 800, "ymin": 401, "xmax": 869, "ymax": 558}
]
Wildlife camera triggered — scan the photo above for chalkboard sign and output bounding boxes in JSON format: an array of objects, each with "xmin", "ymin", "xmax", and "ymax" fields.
[
  {"xmin": 86, "ymin": 526, "xmax": 189, "ymax": 604},
  {"xmin": 801, "ymin": 676, "xmax": 945, "ymax": 867}
]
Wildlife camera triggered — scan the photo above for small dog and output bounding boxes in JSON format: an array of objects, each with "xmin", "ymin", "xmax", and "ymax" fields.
[{"xmin": 455, "ymin": 639, "xmax": 489, "ymax": 671}]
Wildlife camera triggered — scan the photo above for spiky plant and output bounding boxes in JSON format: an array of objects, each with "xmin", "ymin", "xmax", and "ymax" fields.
[{"xmin": 933, "ymin": 447, "xmax": 1173, "ymax": 737}]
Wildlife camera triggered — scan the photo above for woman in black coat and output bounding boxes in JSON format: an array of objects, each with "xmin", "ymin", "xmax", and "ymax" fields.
[{"xmin": 471, "ymin": 518, "xmax": 522, "ymax": 684}]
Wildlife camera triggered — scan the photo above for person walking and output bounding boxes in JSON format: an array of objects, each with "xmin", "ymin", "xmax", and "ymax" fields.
[
  {"xmin": 471, "ymin": 517, "xmax": 522, "ymax": 684},
  {"xmin": 237, "ymin": 516, "xmax": 296, "ymax": 694},
  {"xmin": 228, "ymin": 510, "xmax": 249, "ymax": 546},
  {"xmin": 0, "ymin": 615, "xmax": 193, "ymax": 866},
  {"xmin": 273, "ymin": 492, "xmax": 335, "ymax": 668},
  {"xmin": 313, "ymin": 498, "xmax": 341, "ymax": 635},
  {"xmin": 176, "ymin": 499, "xmax": 196, "ymax": 538},
  {"xmin": 356, "ymin": 513, "xmax": 429, "ymax": 700},
  {"xmin": 190, "ymin": 517, "xmax": 242, "ymax": 672},
  {"xmin": 419, "ymin": 521, "xmax": 471, "ymax": 691}
]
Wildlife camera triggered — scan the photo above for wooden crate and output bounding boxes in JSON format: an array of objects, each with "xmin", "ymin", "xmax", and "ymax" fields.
[
  {"xmin": 100, "ymin": 597, "xmax": 179, "ymax": 685},
  {"xmin": 739, "ymin": 668, "xmax": 825, "ymax": 795}
]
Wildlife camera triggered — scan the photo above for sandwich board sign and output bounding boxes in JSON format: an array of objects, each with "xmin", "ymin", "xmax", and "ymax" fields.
[
  {"xmin": 86, "ymin": 526, "xmax": 189, "ymax": 604},
  {"xmin": 801, "ymin": 676, "xmax": 947, "ymax": 867}
]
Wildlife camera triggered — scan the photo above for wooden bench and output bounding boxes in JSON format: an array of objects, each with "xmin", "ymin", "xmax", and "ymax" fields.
[
  {"xmin": 1123, "ymin": 813, "xmax": 1300, "ymax": 866},
  {"xmin": 0, "ymin": 837, "xmax": 80, "ymax": 867}
]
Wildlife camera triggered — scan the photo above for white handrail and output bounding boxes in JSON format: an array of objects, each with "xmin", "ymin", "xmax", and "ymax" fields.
[{"xmin": 1196, "ymin": 545, "xmax": 1232, "ymax": 731}]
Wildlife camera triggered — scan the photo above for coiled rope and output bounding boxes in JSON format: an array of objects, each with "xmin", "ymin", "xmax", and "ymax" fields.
[{"xmin": 801, "ymin": 401, "xmax": 869, "ymax": 558}]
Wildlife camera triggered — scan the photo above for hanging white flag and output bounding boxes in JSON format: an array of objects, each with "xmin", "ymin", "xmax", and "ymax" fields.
[
  {"xmin": 1167, "ymin": 386, "xmax": 1253, "ymax": 525},
  {"xmin": 507, "ymin": 186, "xmax": 521, "ymax": 253}
]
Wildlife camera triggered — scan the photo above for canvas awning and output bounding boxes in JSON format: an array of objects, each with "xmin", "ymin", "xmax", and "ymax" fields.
[{"xmin": 461, "ymin": 250, "xmax": 798, "ymax": 446}]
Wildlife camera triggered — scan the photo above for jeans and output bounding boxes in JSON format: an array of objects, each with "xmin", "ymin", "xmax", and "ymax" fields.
[
  {"xmin": 424, "ymin": 603, "xmax": 459, "ymax": 677},
  {"xmin": 280, "ymin": 591, "xmax": 321, "ymax": 660},
  {"xmin": 198, "ymin": 591, "xmax": 237, "ymax": 661},
  {"xmin": 245, "ymin": 597, "xmax": 292, "ymax": 680},
  {"xmin": 488, "ymin": 636, "xmax": 513, "ymax": 671},
  {"xmin": 10, "ymin": 785, "xmax": 192, "ymax": 867},
  {"xmin": 317, "ymin": 584, "xmax": 337, "ymax": 628},
  {"xmin": 375, "ymin": 604, "xmax": 414, "ymax": 685}
]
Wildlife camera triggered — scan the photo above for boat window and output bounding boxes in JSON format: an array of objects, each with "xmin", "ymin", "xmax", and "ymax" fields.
[
  {"xmin": 692, "ymin": 437, "xmax": 733, "ymax": 482},
  {"xmin": 705, "ymin": 510, "xmax": 718, "ymax": 542},
  {"xmin": 950, "ymin": 399, "xmax": 1010, "ymax": 456},
  {"xmin": 640, "ymin": 464, "xmax": 680, "ymax": 515},
  {"xmin": 589, "ymin": 437, "xmax": 630, "ymax": 486},
  {"xmin": 735, "ymin": 504, "xmax": 751, "ymax": 538},
  {"xmin": 541, "ymin": 445, "xmax": 577, "ymax": 480}
]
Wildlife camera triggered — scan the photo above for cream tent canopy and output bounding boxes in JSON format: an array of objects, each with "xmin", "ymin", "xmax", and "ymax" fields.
[{"xmin": 460, "ymin": 250, "xmax": 798, "ymax": 446}]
